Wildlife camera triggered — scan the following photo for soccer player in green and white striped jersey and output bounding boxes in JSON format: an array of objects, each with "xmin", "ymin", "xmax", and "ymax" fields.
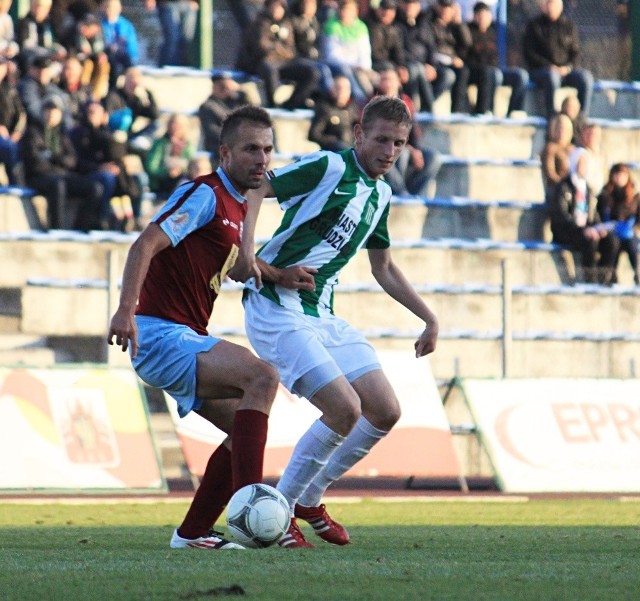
[{"xmin": 242, "ymin": 96, "xmax": 440, "ymax": 548}]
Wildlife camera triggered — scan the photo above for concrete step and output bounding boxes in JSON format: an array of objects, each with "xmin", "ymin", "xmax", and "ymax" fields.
[{"xmin": 0, "ymin": 334, "xmax": 58, "ymax": 365}]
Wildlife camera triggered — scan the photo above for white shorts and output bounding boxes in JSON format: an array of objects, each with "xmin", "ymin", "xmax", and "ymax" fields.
[{"xmin": 243, "ymin": 290, "xmax": 380, "ymax": 399}]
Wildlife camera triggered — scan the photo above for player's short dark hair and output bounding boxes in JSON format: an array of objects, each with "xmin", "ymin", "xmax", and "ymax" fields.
[
  {"xmin": 220, "ymin": 105, "xmax": 273, "ymax": 147},
  {"xmin": 360, "ymin": 95, "xmax": 412, "ymax": 132}
]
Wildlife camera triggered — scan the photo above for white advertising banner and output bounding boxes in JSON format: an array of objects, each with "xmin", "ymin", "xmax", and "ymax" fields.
[
  {"xmin": 168, "ymin": 351, "xmax": 461, "ymax": 480},
  {"xmin": 463, "ymin": 378, "xmax": 640, "ymax": 492}
]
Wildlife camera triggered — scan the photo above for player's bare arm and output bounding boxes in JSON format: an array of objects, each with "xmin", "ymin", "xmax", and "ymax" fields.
[
  {"xmin": 108, "ymin": 223, "xmax": 172, "ymax": 357},
  {"xmin": 367, "ymin": 247, "xmax": 439, "ymax": 358},
  {"xmin": 256, "ymin": 258, "xmax": 317, "ymax": 291}
]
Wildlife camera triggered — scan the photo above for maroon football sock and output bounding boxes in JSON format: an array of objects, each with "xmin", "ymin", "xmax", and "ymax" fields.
[
  {"xmin": 177, "ymin": 443, "xmax": 233, "ymax": 540},
  {"xmin": 231, "ymin": 409, "xmax": 269, "ymax": 491}
]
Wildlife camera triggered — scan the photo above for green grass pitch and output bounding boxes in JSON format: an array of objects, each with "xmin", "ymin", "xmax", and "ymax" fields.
[{"xmin": 1, "ymin": 497, "xmax": 639, "ymax": 601}]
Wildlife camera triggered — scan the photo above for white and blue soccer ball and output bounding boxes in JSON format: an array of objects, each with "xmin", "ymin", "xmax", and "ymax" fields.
[{"xmin": 226, "ymin": 483, "xmax": 291, "ymax": 548}]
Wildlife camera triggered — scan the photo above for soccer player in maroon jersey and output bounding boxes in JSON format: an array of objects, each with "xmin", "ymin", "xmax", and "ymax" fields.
[{"xmin": 108, "ymin": 105, "xmax": 313, "ymax": 550}]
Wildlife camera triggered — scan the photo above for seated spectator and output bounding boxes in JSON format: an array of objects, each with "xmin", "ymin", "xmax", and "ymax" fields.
[
  {"xmin": 548, "ymin": 147, "xmax": 609, "ymax": 283},
  {"xmin": 424, "ymin": 0, "xmax": 472, "ymax": 114},
  {"xmin": 103, "ymin": 66, "xmax": 160, "ymax": 153},
  {"xmin": 321, "ymin": 0, "xmax": 378, "ymax": 106},
  {"xmin": 522, "ymin": 0, "xmax": 594, "ymax": 118},
  {"xmin": 236, "ymin": 0, "xmax": 320, "ymax": 109},
  {"xmin": 16, "ymin": 0, "xmax": 66, "ymax": 72},
  {"xmin": 70, "ymin": 12, "xmax": 110, "ymax": 100},
  {"xmin": 49, "ymin": 0, "xmax": 99, "ymax": 47},
  {"xmin": 176, "ymin": 153, "xmax": 213, "ymax": 188},
  {"xmin": 579, "ymin": 122, "xmax": 607, "ymax": 198},
  {"xmin": 0, "ymin": 0, "xmax": 20, "ymax": 61},
  {"xmin": 541, "ymin": 112, "xmax": 573, "ymax": 201},
  {"xmin": 308, "ymin": 74, "xmax": 358, "ymax": 151},
  {"xmin": 17, "ymin": 53, "xmax": 72, "ymax": 129},
  {"xmin": 0, "ymin": 55, "xmax": 26, "ymax": 186},
  {"xmin": 145, "ymin": 0, "xmax": 199, "ymax": 67},
  {"xmin": 70, "ymin": 99, "xmax": 141, "ymax": 230},
  {"xmin": 364, "ymin": 0, "xmax": 406, "ymax": 76},
  {"xmin": 559, "ymin": 94, "xmax": 586, "ymax": 145},
  {"xmin": 198, "ymin": 71, "xmax": 249, "ymax": 163},
  {"xmin": 395, "ymin": 0, "xmax": 454, "ymax": 113},
  {"xmin": 466, "ymin": 1, "xmax": 529, "ymax": 116},
  {"xmin": 144, "ymin": 113, "xmax": 194, "ymax": 197},
  {"xmin": 21, "ymin": 96, "xmax": 102, "ymax": 230},
  {"xmin": 374, "ymin": 63, "xmax": 441, "ymax": 199},
  {"xmin": 58, "ymin": 54, "xmax": 93, "ymax": 126},
  {"xmin": 99, "ymin": 0, "xmax": 139, "ymax": 89},
  {"xmin": 596, "ymin": 163, "xmax": 640, "ymax": 285}
]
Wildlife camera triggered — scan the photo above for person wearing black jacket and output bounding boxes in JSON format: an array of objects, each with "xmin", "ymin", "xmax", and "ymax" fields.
[
  {"xmin": 522, "ymin": 0, "xmax": 593, "ymax": 117},
  {"xmin": 0, "ymin": 56, "xmax": 26, "ymax": 186},
  {"xmin": 21, "ymin": 96, "xmax": 102, "ymax": 230}
]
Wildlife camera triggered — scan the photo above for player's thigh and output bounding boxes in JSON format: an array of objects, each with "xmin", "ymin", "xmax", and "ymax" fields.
[
  {"xmin": 195, "ymin": 340, "xmax": 278, "ymax": 406},
  {"xmin": 350, "ymin": 369, "xmax": 401, "ymax": 431}
]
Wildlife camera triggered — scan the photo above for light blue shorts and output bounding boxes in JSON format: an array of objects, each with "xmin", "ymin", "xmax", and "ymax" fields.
[
  {"xmin": 243, "ymin": 291, "xmax": 380, "ymax": 399},
  {"xmin": 132, "ymin": 315, "xmax": 221, "ymax": 417}
]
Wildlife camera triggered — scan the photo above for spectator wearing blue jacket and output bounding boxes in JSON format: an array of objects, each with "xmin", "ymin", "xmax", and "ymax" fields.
[{"xmin": 100, "ymin": 0, "xmax": 139, "ymax": 88}]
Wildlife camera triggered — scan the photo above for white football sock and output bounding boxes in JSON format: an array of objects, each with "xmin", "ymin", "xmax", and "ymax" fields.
[
  {"xmin": 276, "ymin": 419, "xmax": 344, "ymax": 513},
  {"xmin": 298, "ymin": 416, "xmax": 388, "ymax": 508}
]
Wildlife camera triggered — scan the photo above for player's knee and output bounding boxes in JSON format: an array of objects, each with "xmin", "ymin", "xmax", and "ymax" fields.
[{"xmin": 247, "ymin": 360, "xmax": 280, "ymax": 408}]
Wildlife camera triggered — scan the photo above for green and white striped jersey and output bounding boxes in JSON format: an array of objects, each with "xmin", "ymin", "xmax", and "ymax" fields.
[{"xmin": 246, "ymin": 148, "xmax": 392, "ymax": 317}]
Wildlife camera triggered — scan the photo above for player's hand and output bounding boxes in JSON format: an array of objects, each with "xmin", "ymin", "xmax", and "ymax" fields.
[
  {"xmin": 108, "ymin": 308, "xmax": 139, "ymax": 358},
  {"xmin": 277, "ymin": 266, "xmax": 317, "ymax": 291},
  {"xmin": 414, "ymin": 318, "xmax": 439, "ymax": 358},
  {"xmin": 228, "ymin": 252, "xmax": 262, "ymax": 287}
]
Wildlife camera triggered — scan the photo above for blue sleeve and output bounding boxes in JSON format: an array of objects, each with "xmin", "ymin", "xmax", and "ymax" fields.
[
  {"xmin": 123, "ymin": 18, "xmax": 139, "ymax": 63},
  {"xmin": 153, "ymin": 182, "xmax": 217, "ymax": 246}
]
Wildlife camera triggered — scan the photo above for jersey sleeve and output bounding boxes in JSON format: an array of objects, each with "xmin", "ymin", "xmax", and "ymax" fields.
[
  {"xmin": 365, "ymin": 201, "xmax": 391, "ymax": 249},
  {"xmin": 153, "ymin": 181, "xmax": 217, "ymax": 246},
  {"xmin": 268, "ymin": 152, "xmax": 333, "ymax": 210}
]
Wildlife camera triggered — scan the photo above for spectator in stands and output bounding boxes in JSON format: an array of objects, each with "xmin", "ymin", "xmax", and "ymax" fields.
[
  {"xmin": 559, "ymin": 94, "xmax": 585, "ymax": 145},
  {"xmin": 522, "ymin": 0, "xmax": 594, "ymax": 118},
  {"xmin": 18, "ymin": 53, "xmax": 72, "ymax": 129},
  {"xmin": 616, "ymin": 0, "xmax": 630, "ymax": 81},
  {"xmin": 0, "ymin": 0, "xmax": 20, "ymax": 61},
  {"xmin": 308, "ymin": 73, "xmax": 358, "ymax": 151},
  {"xmin": 321, "ymin": 0, "xmax": 378, "ymax": 106},
  {"xmin": 99, "ymin": 0, "xmax": 139, "ymax": 89},
  {"xmin": 375, "ymin": 63, "xmax": 441, "ymax": 200},
  {"xmin": 596, "ymin": 163, "xmax": 640, "ymax": 285},
  {"xmin": 364, "ymin": 0, "xmax": 406, "ymax": 75},
  {"xmin": 70, "ymin": 12, "xmax": 110, "ymax": 100},
  {"xmin": 103, "ymin": 66, "xmax": 160, "ymax": 153},
  {"xmin": 21, "ymin": 95, "xmax": 102, "ymax": 230},
  {"xmin": 548, "ymin": 146, "xmax": 607, "ymax": 283},
  {"xmin": 395, "ymin": 0, "xmax": 454, "ymax": 113},
  {"xmin": 58, "ymin": 54, "xmax": 92, "ymax": 126},
  {"xmin": 16, "ymin": 0, "xmax": 66, "ymax": 72},
  {"xmin": 424, "ymin": 0, "xmax": 472, "ymax": 114},
  {"xmin": 465, "ymin": 1, "xmax": 529, "ymax": 116},
  {"xmin": 145, "ymin": 0, "xmax": 198, "ymax": 67},
  {"xmin": 198, "ymin": 71, "xmax": 249, "ymax": 163},
  {"xmin": 49, "ymin": 0, "xmax": 99, "ymax": 47},
  {"xmin": 0, "ymin": 56, "xmax": 26, "ymax": 186},
  {"xmin": 540, "ymin": 112, "xmax": 573, "ymax": 202},
  {"xmin": 71, "ymin": 98, "xmax": 140, "ymax": 230},
  {"xmin": 144, "ymin": 112, "xmax": 195, "ymax": 197},
  {"xmin": 579, "ymin": 122, "xmax": 607, "ymax": 199},
  {"xmin": 236, "ymin": 0, "xmax": 321, "ymax": 110},
  {"xmin": 228, "ymin": 0, "xmax": 264, "ymax": 30}
]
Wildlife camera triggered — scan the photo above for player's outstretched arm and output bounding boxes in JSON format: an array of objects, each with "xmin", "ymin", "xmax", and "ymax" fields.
[
  {"xmin": 367, "ymin": 248, "xmax": 439, "ymax": 358},
  {"xmin": 107, "ymin": 223, "xmax": 171, "ymax": 358}
]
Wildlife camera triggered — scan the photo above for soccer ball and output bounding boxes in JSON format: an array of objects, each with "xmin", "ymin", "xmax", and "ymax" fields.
[{"xmin": 226, "ymin": 483, "xmax": 291, "ymax": 548}]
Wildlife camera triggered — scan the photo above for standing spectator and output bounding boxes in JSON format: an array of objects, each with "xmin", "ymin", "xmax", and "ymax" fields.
[
  {"xmin": 198, "ymin": 71, "xmax": 249, "ymax": 163},
  {"xmin": 540, "ymin": 112, "xmax": 573, "ymax": 202},
  {"xmin": 522, "ymin": 0, "xmax": 593, "ymax": 118},
  {"xmin": 321, "ymin": 0, "xmax": 377, "ymax": 106},
  {"xmin": 21, "ymin": 95, "xmax": 102, "ymax": 230},
  {"xmin": 0, "ymin": 0, "xmax": 20, "ymax": 61},
  {"xmin": 0, "ymin": 56, "xmax": 26, "ymax": 186},
  {"xmin": 103, "ymin": 66, "xmax": 160, "ymax": 153},
  {"xmin": 615, "ymin": 0, "xmax": 630, "ymax": 81},
  {"xmin": 375, "ymin": 63, "xmax": 441, "ymax": 199},
  {"xmin": 466, "ymin": 1, "xmax": 529, "ymax": 116},
  {"xmin": 395, "ymin": 0, "xmax": 454, "ymax": 113},
  {"xmin": 144, "ymin": 112, "xmax": 195, "ymax": 197},
  {"xmin": 596, "ymin": 163, "xmax": 640, "ymax": 285},
  {"xmin": 548, "ymin": 147, "xmax": 607, "ymax": 283},
  {"xmin": 424, "ymin": 0, "xmax": 472, "ymax": 114},
  {"xmin": 99, "ymin": 0, "xmax": 139, "ymax": 89},
  {"xmin": 307, "ymin": 73, "xmax": 359, "ymax": 151},
  {"xmin": 145, "ymin": 0, "xmax": 198, "ymax": 67},
  {"xmin": 236, "ymin": 0, "xmax": 320, "ymax": 110}
]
